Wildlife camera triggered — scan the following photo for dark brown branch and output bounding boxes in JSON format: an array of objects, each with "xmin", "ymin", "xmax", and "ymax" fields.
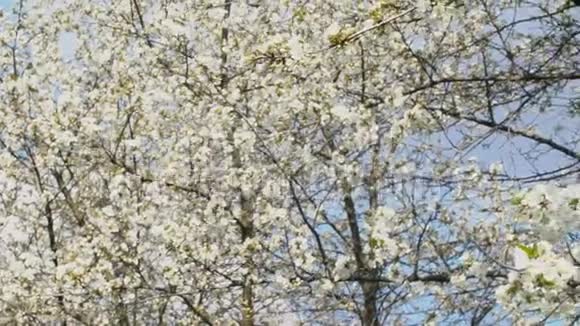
[
  {"xmin": 430, "ymin": 107, "xmax": 580, "ymax": 161},
  {"xmin": 406, "ymin": 73, "xmax": 580, "ymax": 96}
]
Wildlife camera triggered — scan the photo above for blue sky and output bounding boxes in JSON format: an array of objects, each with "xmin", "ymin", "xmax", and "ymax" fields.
[{"xmin": 0, "ymin": 0, "xmax": 576, "ymax": 324}]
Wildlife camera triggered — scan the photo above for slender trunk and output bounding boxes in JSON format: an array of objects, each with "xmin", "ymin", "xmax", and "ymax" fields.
[
  {"xmin": 220, "ymin": 1, "xmax": 255, "ymax": 324},
  {"xmin": 239, "ymin": 187, "xmax": 255, "ymax": 326},
  {"xmin": 29, "ymin": 150, "xmax": 67, "ymax": 325},
  {"xmin": 342, "ymin": 181, "xmax": 379, "ymax": 326},
  {"xmin": 45, "ymin": 201, "xmax": 67, "ymax": 324},
  {"xmin": 361, "ymin": 282, "xmax": 379, "ymax": 326},
  {"xmin": 228, "ymin": 144, "xmax": 256, "ymax": 326},
  {"xmin": 358, "ymin": 40, "xmax": 381, "ymax": 326}
]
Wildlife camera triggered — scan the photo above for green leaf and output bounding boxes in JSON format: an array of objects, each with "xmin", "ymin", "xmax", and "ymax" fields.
[
  {"xmin": 510, "ymin": 195, "xmax": 524, "ymax": 206},
  {"xmin": 516, "ymin": 243, "xmax": 541, "ymax": 259},
  {"xmin": 369, "ymin": 8, "xmax": 383, "ymax": 23},
  {"xmin": 328, "ymin": 30, "xmax": 354, "ymax": 46},
  {"xmin": 506, "ymin": 280, "xmax": 522, "ymax": 296},
  {"xmin": 569, "ymin": 198, "xmax": 579, "ymax": 210},
  {"xmin": 535, "ymin": 274, "xmax": 556, "ymax": 288},
  {"xmin": 293, "ymin": 7, "xmax": 307, "ymax": 22},
  {"xmin": 369, "ymin": 237, "xmax": 384, "ymax": 249}
]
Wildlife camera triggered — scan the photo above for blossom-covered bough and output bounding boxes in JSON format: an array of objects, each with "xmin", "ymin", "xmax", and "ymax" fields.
[{"xmin": 0, "ymin": 0, "xmax": 578, "ymax": 324}]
